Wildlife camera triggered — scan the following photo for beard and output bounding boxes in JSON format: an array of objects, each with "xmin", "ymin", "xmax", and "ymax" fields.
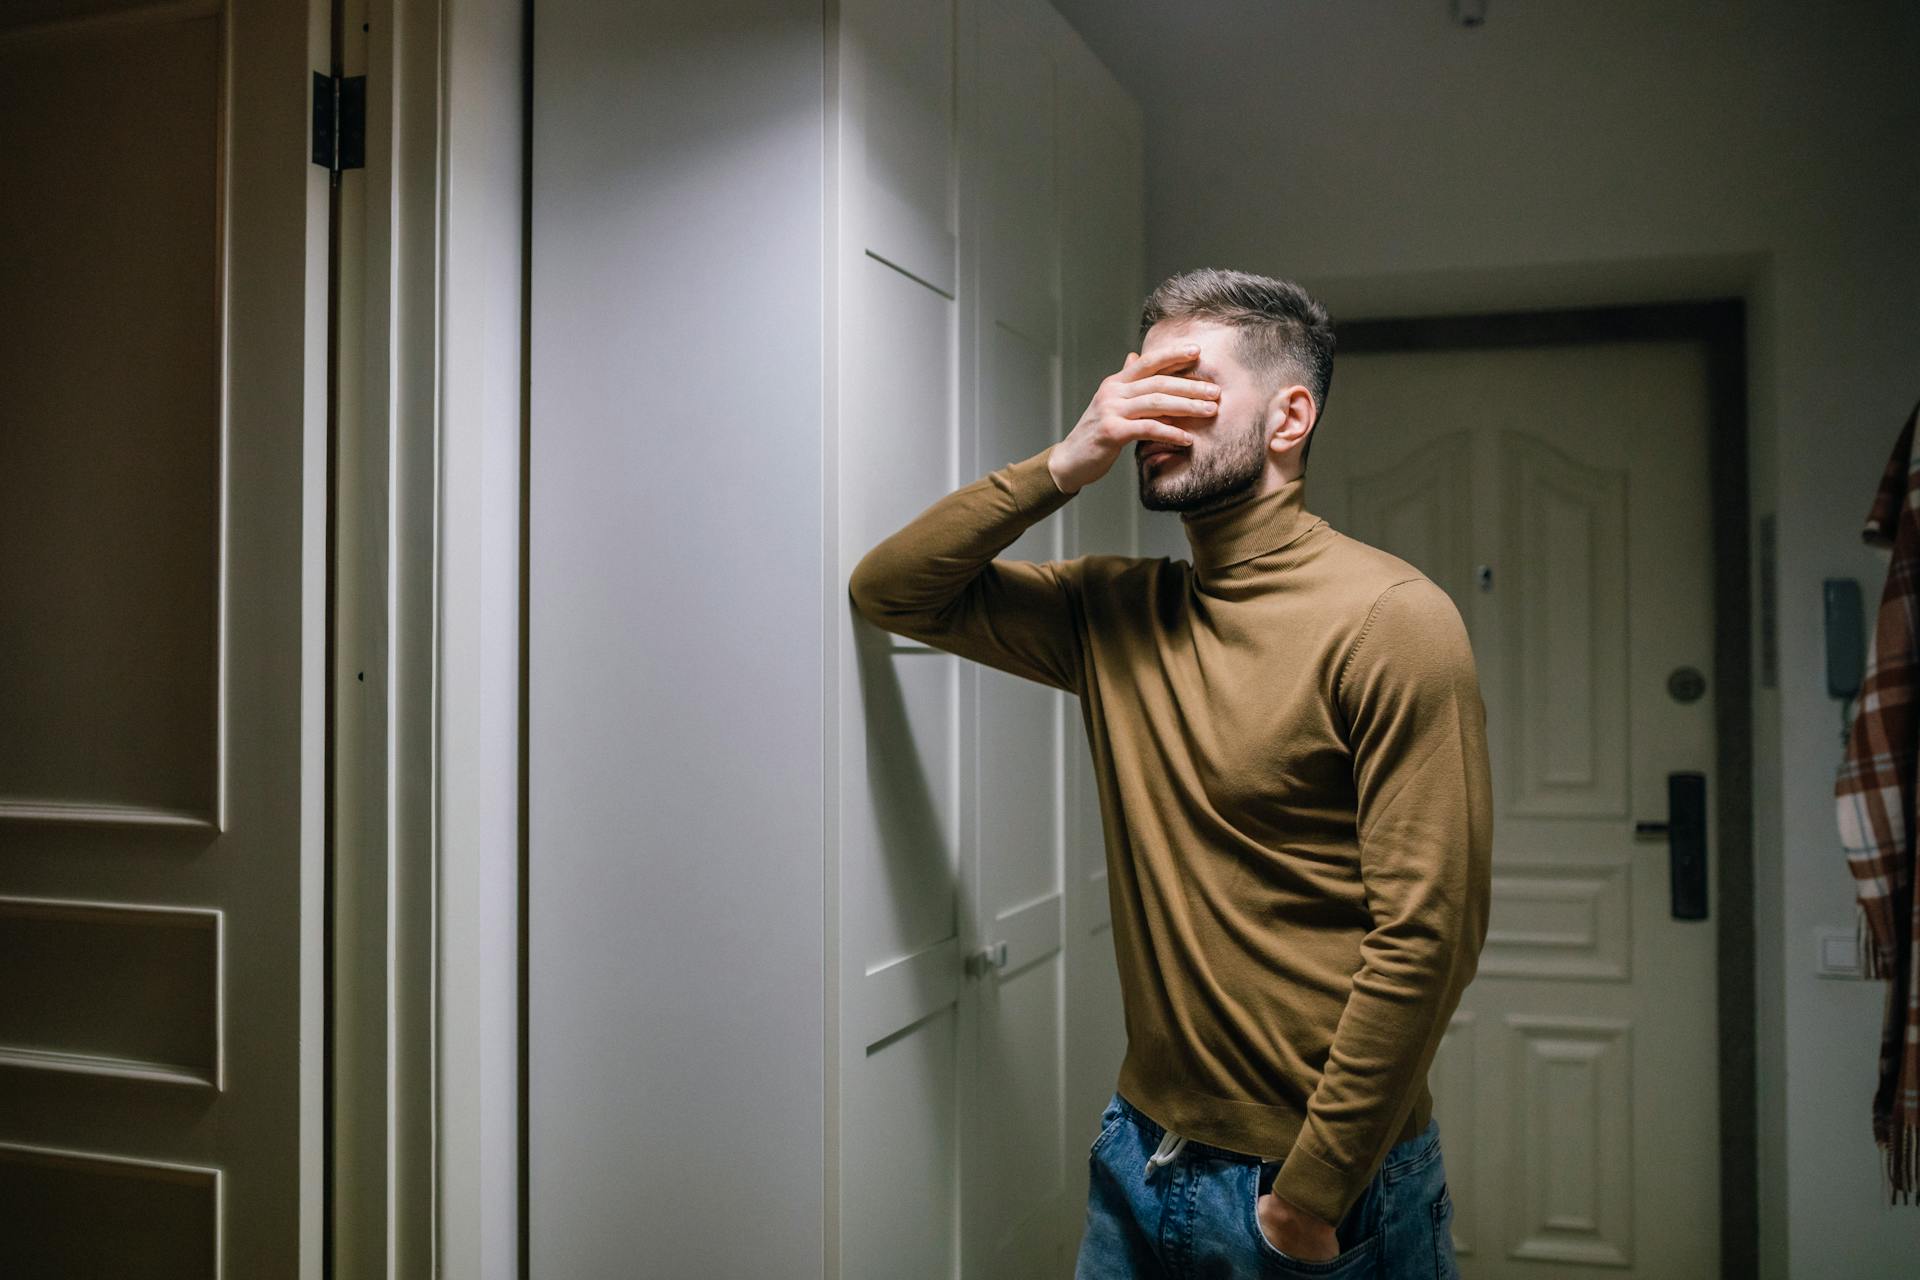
[{"xmin": 1136, "ymin": 413, "xmax": 1266, "ymax": 515}]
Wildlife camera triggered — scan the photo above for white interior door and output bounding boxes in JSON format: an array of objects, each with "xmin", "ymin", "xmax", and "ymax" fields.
[
  {"xmin": 0, "ymin": 0, "xmax": 328, "ymax": 1274},
  {"xmin": 1311, "ymin": 339, "xmax": 1721, "ymax": 1278}
]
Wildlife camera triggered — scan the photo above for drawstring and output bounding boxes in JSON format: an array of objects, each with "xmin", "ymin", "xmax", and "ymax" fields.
[{"xmin": 1146, "ymin": 1126, "xmax": 1188, "ymax": 1175}]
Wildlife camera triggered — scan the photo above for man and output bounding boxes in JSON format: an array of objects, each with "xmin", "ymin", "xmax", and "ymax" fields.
[{"xmin": 847, "ymin": 268, "xmax": 1490, "ymax": 1278}]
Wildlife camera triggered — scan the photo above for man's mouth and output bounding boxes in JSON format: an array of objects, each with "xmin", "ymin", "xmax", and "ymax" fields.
[{"xmin": 1140, "ymin": 446, "xmax": 1183, "ymax": 464}]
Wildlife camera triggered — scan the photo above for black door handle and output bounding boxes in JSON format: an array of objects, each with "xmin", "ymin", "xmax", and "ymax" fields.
[{"xmin": 1634, "ymin": 771, "xmax": 1708, "ymax": 920}]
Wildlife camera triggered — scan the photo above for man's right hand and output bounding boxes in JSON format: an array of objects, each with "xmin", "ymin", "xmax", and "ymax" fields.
[{"xmin": 1047, "ymin": 342, "xmax": 1222, "ymax": 494}]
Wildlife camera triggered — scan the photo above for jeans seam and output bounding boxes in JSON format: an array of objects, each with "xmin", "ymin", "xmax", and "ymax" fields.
[
  {"xmin": 1431, "ymin": 1182, "xmax": 1454, "ymax": 1280},
  {"xmin": 1382, "ymin": 1125, "xmax": 1443, "ymax": 1182},
  {"xmin": 1383, "ymin": 1145, "xmax": 1439, "ymax": 1183}
]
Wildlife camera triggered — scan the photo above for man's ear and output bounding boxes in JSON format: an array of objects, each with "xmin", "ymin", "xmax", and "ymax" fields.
[{"xmin": 1265, "ymin": 384, "xmax": 1317, "ymax": 455}]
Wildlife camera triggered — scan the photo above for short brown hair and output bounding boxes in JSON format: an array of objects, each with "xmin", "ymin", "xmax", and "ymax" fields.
[{"xmin": 1139, "ymin": 268, "xmax": 1335, "ymax": 466}]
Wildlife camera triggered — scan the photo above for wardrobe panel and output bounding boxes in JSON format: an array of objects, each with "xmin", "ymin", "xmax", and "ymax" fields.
[
  {"xmin": 976, "ymin": 0, "xmax": 1058, "ymax": 353},
  {"xmin": 841, "ymin": 257, "xmax": 957, "ymax": 573},
  {"xmin": 845, "ymin": 1007, "xmax": 960, "ymax": 1278},
  {"xmin": 851, "ymin": 649, "xmax": 961, "ymax": 971},
  {"xmin": 844, "ymin": 0, "xmax": 957, "ymax": 294}
]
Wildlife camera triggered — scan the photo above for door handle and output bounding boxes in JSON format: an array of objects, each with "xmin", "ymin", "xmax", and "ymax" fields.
[
  {"xmin": 1633, "ymin": 771, "xmax": 1708, "ymax": 921},
  {"xmin": 965, "ymin": 940, "xmax": 1008, "ymax": 978}
]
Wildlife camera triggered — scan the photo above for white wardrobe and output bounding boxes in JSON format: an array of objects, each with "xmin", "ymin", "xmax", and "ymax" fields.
[
  {"xmin": 833, "ymin": 0, "xmax": 1145, "ymax": 1276},
  {"xmin": 529, "ymin": 0, "xmax": 1146, "ymax": 1275}
]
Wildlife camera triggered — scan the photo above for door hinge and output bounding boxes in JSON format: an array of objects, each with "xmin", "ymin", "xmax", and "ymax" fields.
[{"xmin": 311, "ymin": 71, "xmax": 366, "ymax": 173}]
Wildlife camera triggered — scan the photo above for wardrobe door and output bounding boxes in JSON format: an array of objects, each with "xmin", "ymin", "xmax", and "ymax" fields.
[
  {"xmin": 960, "ymin": 0, "xmax": 1076, "ymax": 1275},
  {"xmin": 835, "ymin": 0, "xmax": 969, "ymax": 1276},
  {"xmin": 1055, "ymin": 23, "xmax": 1146, "ymax": 1258},
  {"xmin": 836, "ymin": 0, "xmax": 1144, "ymax": 1275}
]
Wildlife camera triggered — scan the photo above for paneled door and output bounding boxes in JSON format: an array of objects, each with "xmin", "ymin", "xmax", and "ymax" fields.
[
  {"xmin": 1311, "ymin": 338, "xmax": 1722, "ymax": 1277},
  {"xmin": 0, "ymin": 1, "xmax": 329, "ymax": 1274}
]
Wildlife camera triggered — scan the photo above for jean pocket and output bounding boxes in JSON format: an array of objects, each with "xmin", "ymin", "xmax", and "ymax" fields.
[
  {"xmin": 1089, "ymin": 1096, "xmax": 1127, "ymax": 1159},
  {"xmin": 1247, "ymin": 1164, "xmax": 1382, "ymax": 1275}
]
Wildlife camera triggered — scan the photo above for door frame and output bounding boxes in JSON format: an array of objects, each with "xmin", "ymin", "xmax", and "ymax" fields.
[
  {"xmin": 329, "ymin": 0, "xmax": 527, "ymax": 1273},
  {"xmin": 1333, "ymin": 299, "xmax": 1755, "ymax": 1280}
]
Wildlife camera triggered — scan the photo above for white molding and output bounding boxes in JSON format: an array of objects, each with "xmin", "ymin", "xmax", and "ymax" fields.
[
  {"xmin": 0, "ymin": 894, "xmax": 224, "ymax": 1090},
  {"xmin": 0, "ymin": 1046, "xmax": 217, "ymax": 1089},
  {"xmin": 0, "ymin": 801, "xmax": 217, "ymax": 832}
]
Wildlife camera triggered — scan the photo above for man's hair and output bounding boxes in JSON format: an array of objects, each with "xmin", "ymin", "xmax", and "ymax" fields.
[{"xmin": 1138, "ymin": 268, "xmax": 1335, "ymax": 467}]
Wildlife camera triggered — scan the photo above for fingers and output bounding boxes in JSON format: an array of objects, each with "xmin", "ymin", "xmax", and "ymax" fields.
[
  {"xmin": 1119, "ymin": 374, "xmax": 1220, "ymax": 407},
  {"xmin": 1122, "ymin": 342, "xmax": 1202, "ymax": 381},
  {"xmin": 1122, "ymin": 392, "xmax": 1217, "ymax": 418},
  {"xmin": 1128, "ymin": 418, "xmax": 1196, "ymax": 447},
  {"xmin": 1123, "ymin": 373, "xmax": 1219, "ymax": 397},
  {"xmin": 1105, "ymin": 346, "xmax": 1208, "ymax": 448}
]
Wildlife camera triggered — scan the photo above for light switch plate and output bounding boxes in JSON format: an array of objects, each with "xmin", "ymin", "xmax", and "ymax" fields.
[{"xmin": 1815, "ymin": 927, "xmax": 1864, "ymax": 979}]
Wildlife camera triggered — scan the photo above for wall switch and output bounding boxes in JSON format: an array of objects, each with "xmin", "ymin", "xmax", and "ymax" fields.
[{"xmin": 1815, "ymin": 927, "xmax": 1864, "ymax": 978}]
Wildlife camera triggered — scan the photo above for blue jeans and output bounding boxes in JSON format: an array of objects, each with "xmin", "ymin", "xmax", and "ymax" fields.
[{"xmin": 1074, "ymin": 1090, "xmax": 1459, "ymax": 1279}]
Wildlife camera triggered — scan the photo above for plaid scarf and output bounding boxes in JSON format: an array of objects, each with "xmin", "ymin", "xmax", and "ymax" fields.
[{"xmin": 1834, "ymin": 397, "xmax": 1920, "ymax": 1205}]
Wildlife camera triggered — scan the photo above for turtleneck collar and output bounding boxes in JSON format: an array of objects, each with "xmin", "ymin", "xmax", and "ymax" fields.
[{"xmin": 1179, "ymin": 473, "xmax": 1320, "ymax": 582}]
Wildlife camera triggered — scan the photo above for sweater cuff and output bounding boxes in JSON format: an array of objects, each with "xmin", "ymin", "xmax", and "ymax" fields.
[
  {"xmin": 1269, "ymin": 1137, "xmax": 1360, "ymax": 1228},
  {"xmin": 996, "ymin": 443, "xmax": 1076, "ymax": 514}
]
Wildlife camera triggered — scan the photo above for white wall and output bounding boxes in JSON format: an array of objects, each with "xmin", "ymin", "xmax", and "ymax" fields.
[
  {"xmin": 1049, "ymin": 0, "xmax": 1920, "ymax": 1274},
  {"xmin": 527, "ymin": 1, "xmax": 827, "ymax": 1275}
]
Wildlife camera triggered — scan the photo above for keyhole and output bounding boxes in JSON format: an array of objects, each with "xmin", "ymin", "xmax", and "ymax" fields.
[{"xmin": 1475, "ymin": 564, "xmax": 1493, "ymax": 591}]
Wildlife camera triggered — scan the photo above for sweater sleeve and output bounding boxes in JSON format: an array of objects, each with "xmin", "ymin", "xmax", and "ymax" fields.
[
  {"xmin": 1269, "ymin": 577, "xmax": 1495, "ymax": 1226},
  {"xmin": 847, "ymin": 442, "xmax": 1086, "ymax": 695}
]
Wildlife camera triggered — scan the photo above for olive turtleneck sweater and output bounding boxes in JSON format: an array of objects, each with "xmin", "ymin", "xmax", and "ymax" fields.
[{"xmin": 846, "ymin": 442, "xmax": 1493, "ymax": 1226}]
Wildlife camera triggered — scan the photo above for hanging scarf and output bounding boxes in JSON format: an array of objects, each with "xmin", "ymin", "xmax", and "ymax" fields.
[{"xmin": 1834, "ymin": 397, "xmax": 1920, "ymax": 1205}]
